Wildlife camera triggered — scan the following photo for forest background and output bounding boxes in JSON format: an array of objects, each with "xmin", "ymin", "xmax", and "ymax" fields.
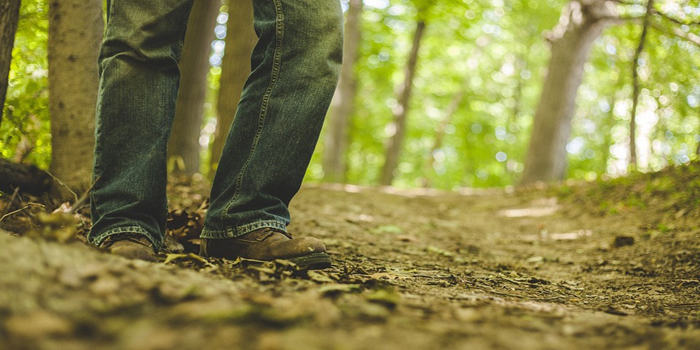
[{"xmin": 1, "ymin": 0, "xmax": 699, "ymax": 195}]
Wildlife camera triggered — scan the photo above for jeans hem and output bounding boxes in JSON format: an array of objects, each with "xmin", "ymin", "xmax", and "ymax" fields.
[
  {"xmin": 89, "ymin": 226, "xmax": 161, "ymax": 252},
  {"xmin": 201, "ymin": 220, "xmax": 287, "ymax": 239}
]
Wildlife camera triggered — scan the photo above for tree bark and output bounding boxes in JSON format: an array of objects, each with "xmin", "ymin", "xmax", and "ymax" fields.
[
  {"xmin": 168, "ymin": 0, "xmax": 220, "ymax": 176},
  {"xmin": 209, "ymin": 0, "xmax": 257, "ymax": 173},
  {"xmin": 380, "ymin": 20, "xmax": 426, "ymax": 186},
  {"xmin": 322, "ymin": 0, "xmax": 362, "ymax": 183},
  {"xmin": 520, "ymin": 0, "xmax": 616, "ymax": 185},
  {"xmin": 0, "ymin": 0, "xmax": 21, "ymax": 127},
  {"xmin": 48, "ymin": 0, "xmax": 103, "ymax": 196}
]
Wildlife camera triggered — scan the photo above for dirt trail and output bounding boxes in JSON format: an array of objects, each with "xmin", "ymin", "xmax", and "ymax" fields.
[{"xmin": 1, "ymin": 184, "xmax": 699, "ymax": 349}]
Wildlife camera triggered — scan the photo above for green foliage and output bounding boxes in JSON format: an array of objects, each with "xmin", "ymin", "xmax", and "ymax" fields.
[
  {"xmin": 308, "ymin": 0, "xmax": 700, "ymax": 189},
  {"xmin": 310, "ymin": 0, "xmax": 564, "ymax": 188},
  {"xmin": 3, "ymin": 0, "xmax": 700, "ymax": 191},
  {"xmin": 1, "ymin": 0, "xmax": 50, "ymax": 168},
  {"xmin": 561, "ymin": 161, "xmax": 700, "ymax": 221}
]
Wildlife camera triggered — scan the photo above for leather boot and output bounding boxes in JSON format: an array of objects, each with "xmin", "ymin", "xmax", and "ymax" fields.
[
  {"xmin": 200, "ymin": 228, "xmax": 331, "ymax": 270},
  {"xmin": 99, "ymin": 234, "xmax": 158, "ymax": 262}
]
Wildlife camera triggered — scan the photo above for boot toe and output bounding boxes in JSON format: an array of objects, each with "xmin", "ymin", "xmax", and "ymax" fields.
[
  {"xmin": 100, "ymin": 234, "xmax": 158, "ymax": 262},
  {"xmin": 274, "ymin": 237, "xmax": 326, "ymax": 258},
  {"xmin": 110, "ymin": 244, "xmax": 158, "ymax": 262}
]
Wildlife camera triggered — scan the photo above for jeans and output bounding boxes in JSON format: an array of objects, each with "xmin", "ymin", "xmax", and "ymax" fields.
[{"xmin": 88, "ymin": 0, "xmax": 343, "ymax": 251}]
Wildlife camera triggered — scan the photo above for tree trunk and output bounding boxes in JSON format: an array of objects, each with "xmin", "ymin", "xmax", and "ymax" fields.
[
  {"xmin": 697, "ymin": 106, "xmax": 700, "ymax": 157},
  {"xmin": 322, "ymin": 0, "xmax": 362, "ymax": 183},
  {"xmin": 379, "ymin": 20, "xmax": 426, "ymax": 186},
  {"xmin": 520, "ymin": 0, "xmax": 616, "ymax": 185},
  {"xmin": 0, "ymin": 158, "xmax": 52, "ymax": 196},
  {"xmin": 422, "ymin": 88, "xmax": 465, "ymax": 188},
  {"xmin": 168, "ymin": 0, "xmax": 220, "ymax": 176},
  {"xmin": 507, "ymin": 55, "xmax": 526, "ymax": 175},
  {"xmin": 210, "ymin": 0, "xmax": 257, "ymax": 173},
  {"xmin": 601, "ymin": 94, "xmax": 617, "ymax": 173},
  {"xmin": 0, "ymin": 0, "xmax": 21, "ymax": 127},
  {"xmin": 629, "ymin": 0, "xmax": 654, "ymax": 171},
  {"xmin": 48, "ymin": 0, "xmax": 103, "ymax": 196}
]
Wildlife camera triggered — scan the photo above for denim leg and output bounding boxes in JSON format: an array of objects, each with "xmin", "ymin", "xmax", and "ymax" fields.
[
  {"xmin": 89, "ymin": 0, "xmax": 194, "ymax": 251},
  {"xmin": 202, "ymin": 0, "xmax": 343, "ymax": 239}
]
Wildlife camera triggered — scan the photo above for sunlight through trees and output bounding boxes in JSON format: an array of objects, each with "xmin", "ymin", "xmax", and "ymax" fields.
[{"xmin": 1, "ymin": 0, "xmax": 699, "ymax": 190}]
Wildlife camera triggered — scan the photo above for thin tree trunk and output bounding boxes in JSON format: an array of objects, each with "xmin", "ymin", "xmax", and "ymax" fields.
[
  {"xmin": 520, "ymin": 0, "xmax": 616, "ymax": 185},
  {"xmin": 629, "ymin": 0, "xmax": 654, "ymax": 171},
  {"xmin": 322, "ymin": 0, "xmax": 362, "ymax": 183},
  {"xmin": 210, "ymin": 0, "xmax": 257, "ymax": 173},
  {"xmin": 507, "ymin": 55, "xmax": 526, "ymax": 174},
  {"xmin": 168, "ymin": 0, "xmax": 220, "ymax": 176},
  {"xmin": 380, "ymin": 20, "xmax": 426, "ymax": 186},
  {"xmin": 48, "ymin": 0, "xmax": 103, "ymax": 196},
  {"xmin": 0, "ymin": 0, "xmax": 21, "ymax": 127},
  {"xmin": 602, "ymin": 94, "xmax": 617, "ymax": 173},
  {"xmin": 422, "ymin": 88, "xmax": 465, "ymax": 188},
  {"xmin": 697, "ymin": 106, "xmax": 700, "ymax": 157}
]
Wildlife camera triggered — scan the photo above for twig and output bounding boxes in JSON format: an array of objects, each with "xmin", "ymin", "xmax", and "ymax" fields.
[
  {"xmin": 0, "ymin": 203, "xmax": 43, "ymax": 222},
  {"xmin": 69, "ymin": 176, "xmax": 100, "ymax": 214},
  {"xmin": 0, "ymin": 187, "xmax": 20, "ymax": 218},
  {"xmin": 649, "ymin": 21, "xmax": 700, "ymax": 47},
  {"xmin": 44, "ymin": 170, "xmax": 78, "ymax": 204},
  {"xmin": 652, "ymin": 9, "xmax": 700, "ymax": 26},
  {"xmin": 482, "ymin": 288, "xmax": 523, "ymax": 299},
  {"xmin": 598, "ymin": 15, "xmax": 644, "ymax": 24},
  {"xmin": 0, "ymin": 207, "xmax": 29, "ymax": 222},
  {"xmin": 610, "ymin": 0, "xmax": 644, "ymax": 5}
]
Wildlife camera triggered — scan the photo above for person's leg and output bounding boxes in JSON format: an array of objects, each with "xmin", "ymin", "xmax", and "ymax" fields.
[
  {"xmin": 201, "ymin": 0, "xmax": 343, "ymax": 259},
  {"xmin": 88, "ymin": 0, "xmax": 194, "ymax": 253}
]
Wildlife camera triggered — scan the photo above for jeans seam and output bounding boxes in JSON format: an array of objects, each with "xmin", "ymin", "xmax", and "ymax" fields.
[
  {"xmin": 89, "ymin": 225, "xmax": 161, "ymax": 251},
  {"xmin": 201, "ymin": 220, "xmax": 287, "ymax": 239},
  {"xmin": 222, "ymin": 0, "xmax": 285, "ymax": 221},
  {"xmin": 90, "ymin": 114, "xmax": 103, "ymax": 219}
]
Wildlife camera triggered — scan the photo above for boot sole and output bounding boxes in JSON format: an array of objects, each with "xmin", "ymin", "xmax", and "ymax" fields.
[{"xmin": 289, "ymin": 252, "xmax": 332, "ymax": 270}]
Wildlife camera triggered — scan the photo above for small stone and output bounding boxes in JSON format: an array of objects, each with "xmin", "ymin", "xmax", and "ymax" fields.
[
  {"xmin": 453, "ymin": 308, "xmax": 482, "ymax": 322},
  {"xmin": 4, "ymin": 311, "xmax": 74, "ymax": 339},
  {"xmin": 89, "ymin": 275, "xmax": 121, "ymax": 296},
  {"xmin": 613, "ymin": 236, "xmax": 634, "ymax": 248}
]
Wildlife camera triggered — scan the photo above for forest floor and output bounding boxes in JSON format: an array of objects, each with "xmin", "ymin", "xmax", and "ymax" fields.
[{"xmin": 1, "ymin": 165, "xmax": 700, "ymax": 350}]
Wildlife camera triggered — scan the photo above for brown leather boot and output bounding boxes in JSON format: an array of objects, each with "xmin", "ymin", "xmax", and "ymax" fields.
[
  {"xmin": 99, "ymin": 234, "xmax": 158, "ymax": 262},
  {"xmin": 200, "ymin": 228, "xmax": 331, "ymax": 270}
]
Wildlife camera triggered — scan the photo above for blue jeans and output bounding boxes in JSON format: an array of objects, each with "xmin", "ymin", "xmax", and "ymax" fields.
[{"xmin": 88, "ymin": 0, "xmax": 343, "ymax": 251}]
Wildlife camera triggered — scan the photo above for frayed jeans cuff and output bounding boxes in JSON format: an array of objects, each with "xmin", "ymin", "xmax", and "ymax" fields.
[
  {"xmin": 200, "ymin": 220, "xmax": 287, "ymax": 239},
  {"xmin": 89, "ymin": 226, "xmax": 162, "ymax": 252}
]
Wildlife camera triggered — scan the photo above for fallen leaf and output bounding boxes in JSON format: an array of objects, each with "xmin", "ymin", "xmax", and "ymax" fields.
[
  {"xmin": 426, "ymin": 246, "xmax": 454, "ymax": 257},
  {"xmin": 308, "ymin": 271, "xmax": 335, "ymax": 283},
  {"xmin": 163, "ymin": 253, "xmax": 189, "ymax": 264},
  {"xmin": 366, "ymin": 288, "xmax": 400, "ymax": 308},
  {"xmin": 370, "ymin": 225, "xmax": 403, "ymax": 235},
  {"xmin": 163, "ymin": 253, "xmax": 213, "ymax": 267},
  {"xmin": 526, "ymin": 256, "xmax": 544, "ymax": 263}
]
